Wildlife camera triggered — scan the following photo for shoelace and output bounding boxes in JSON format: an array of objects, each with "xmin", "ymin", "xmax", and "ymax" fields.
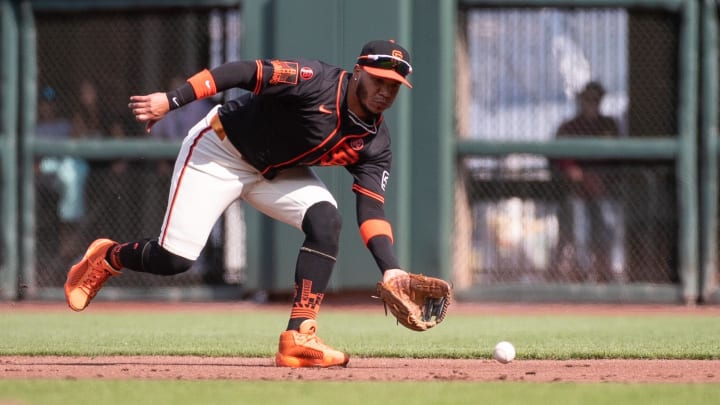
[
  {"xmin": 82, "ymin": 266, "xmax": 110, "ymax": 293},
  {"xmin": 308, "ymin": 336, "xmax": 334, "ymax": 351},
  {"xmin": 298, "ymin": 332, "xmax": 329, "ymax": 348}
]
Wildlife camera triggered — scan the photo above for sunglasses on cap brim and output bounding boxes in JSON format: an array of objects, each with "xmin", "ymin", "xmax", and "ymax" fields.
[{"xmin": 356, "ymin": 54, "xmax": 413, "ymax": 77}]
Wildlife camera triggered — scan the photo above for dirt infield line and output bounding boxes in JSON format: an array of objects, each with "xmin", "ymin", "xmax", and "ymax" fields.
[{"xmin": 2, "ymin": 356, "xmax": 720, "ymax": 382}]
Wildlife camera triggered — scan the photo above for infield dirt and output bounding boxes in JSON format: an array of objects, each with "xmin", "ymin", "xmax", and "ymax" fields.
[{"xmin": 2, "ymin": 356, "xmax": 719, "ymax": 383}]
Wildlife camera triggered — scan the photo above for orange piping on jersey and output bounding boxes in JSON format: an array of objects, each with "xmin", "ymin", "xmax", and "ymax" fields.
[
  {"xmin": 260, "ymin": 71, "xmax": 347, "ymax": 176},
  {"xmin": 359, "ymin": 219, "xmax": 394, "ymax": 245},
  {"xmin": 253, "ymin": 60, "xmax": 263, "ymax": 94},
  {"xmin": 352, "ymin": 184, "xmax": 385, "ymax": 204},
  {"xmin": 160, "ymin": 126, "xmax": 210, "ymax": 246},
  {"xmin": 187, "ymin": 69, "xmax": 217, "ymax": 99}
]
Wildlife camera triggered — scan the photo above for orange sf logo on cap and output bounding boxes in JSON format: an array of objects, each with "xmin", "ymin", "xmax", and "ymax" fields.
[{"xmin": 391, "ymin": 50, "xmax": 403, "ymax": 68}]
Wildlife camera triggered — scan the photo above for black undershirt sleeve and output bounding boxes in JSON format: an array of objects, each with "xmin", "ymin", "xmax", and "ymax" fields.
[
  {"xmin": 356, "ymin": 193, "xmax": 400, "ymax": 272},
  {"xmin": 367, "ymin": 237, "xmax": 400, "ymax": 271},
  {"xmin": 208, "ymin": 60, "xmax": 259, "ymax": 91}
]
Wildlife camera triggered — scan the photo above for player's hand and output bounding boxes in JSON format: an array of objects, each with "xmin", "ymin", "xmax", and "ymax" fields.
[
  {"xmin": 382, "ymin": 268, "xmax": 408, "ymax": 283},
  {"xmin": 129, "ymin": 93, "xmax": 170, "ymax": 134}
]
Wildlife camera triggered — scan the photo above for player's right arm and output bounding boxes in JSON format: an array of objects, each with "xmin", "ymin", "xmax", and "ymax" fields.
[
  {"xmin": 129, "ymin": 61, "xmax": 259, "ymax": 133},
  {"xmin": 159, "ymin": 58, "xmax": 323, "ymax": 111}
]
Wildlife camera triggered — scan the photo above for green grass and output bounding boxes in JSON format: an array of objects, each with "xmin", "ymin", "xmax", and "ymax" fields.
[
  {"xmin": 1, "ymin": 309, "xmax": 719, "ymax": 359},
  {"xmin": 1, "ymin": 306, "xmax": 719, "ymax": 405},
  {"xmin": 1, "ymin": 380, "xmax": 720, "ymax": 405}
]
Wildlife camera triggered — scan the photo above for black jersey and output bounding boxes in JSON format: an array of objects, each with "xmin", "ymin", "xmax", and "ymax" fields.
[{"xmin": 213, "ymin": 58, "xmax": 392, "ymax": 204}]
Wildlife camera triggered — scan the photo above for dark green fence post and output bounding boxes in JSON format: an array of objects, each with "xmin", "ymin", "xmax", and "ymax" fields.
[
  {"xmin": 408, "ymin": 0, "xmax": 455, "ymax": 279},
  {"xmin": 0, "ymin": 0, "xmax": 19, "ymax": 300},
  {"xmin": 20, "ymin": 0, "xmax": 37, "ymax": 297},
  {"xmin": 676, "ymin": 0, "xmax": 699, "ymax": 303},
  {"xmin": 700, "ymin": 0, "xmax": 718, "ymax": 303}
]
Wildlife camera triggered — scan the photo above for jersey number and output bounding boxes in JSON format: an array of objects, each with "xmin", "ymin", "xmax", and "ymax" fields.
[{"xmin": 318, "ymin": 141, "xmax": 361, "ymax": 166}]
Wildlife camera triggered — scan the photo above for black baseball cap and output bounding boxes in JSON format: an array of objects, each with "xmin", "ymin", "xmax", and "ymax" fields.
[{"xmin": 356, "ymin": 40, "xmax": 413, "ymax": 88}]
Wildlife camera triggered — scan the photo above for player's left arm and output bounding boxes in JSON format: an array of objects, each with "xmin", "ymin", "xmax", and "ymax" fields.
[
  {"xmin": 355, "ymin": 182, "xmax": 451, "ymax": 331},
  {"xmin": 349, "ymin": 124, "xmax": 406, "ymax": 277},
  {"xmin": 354, "ymin": 189, "xmax": 401, "ymax": 273}
]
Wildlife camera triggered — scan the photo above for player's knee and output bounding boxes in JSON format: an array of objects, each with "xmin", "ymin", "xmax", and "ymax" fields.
[
  {"xmin": 142, "ymin": 241, "xmax": 194, "ymax": 275},
  {"xmin": 302, "ymin": 201, "xmax": 342, "ymax": 256}
]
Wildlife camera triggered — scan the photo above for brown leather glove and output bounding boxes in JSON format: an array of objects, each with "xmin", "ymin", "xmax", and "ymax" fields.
[{"xmin": 376, "ymin": 273, "xmax": 451, "ymax": 332}]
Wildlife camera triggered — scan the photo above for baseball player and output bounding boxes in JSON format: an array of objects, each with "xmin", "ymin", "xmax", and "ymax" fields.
[{"xmin": 65, "ymin": 40, "xmax": 413, "ymax": 368}]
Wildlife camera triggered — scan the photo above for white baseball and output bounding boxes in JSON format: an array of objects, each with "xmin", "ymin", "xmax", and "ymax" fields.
[{"xmin": 493, "ymin": 341, "xmax": 516, "ymax": 364}]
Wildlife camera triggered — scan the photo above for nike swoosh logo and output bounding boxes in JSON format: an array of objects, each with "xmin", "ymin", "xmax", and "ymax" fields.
[
  {"xmin": 318, "ymin": 104, "xmax": 332, "ymax": 114},
  {"xmin": 172, "ymin": 97, "xmax": 180, "ymax": 107},
  {"xmin": 205, "ymin": 80, "xmax": 212, "ymax": 89}
]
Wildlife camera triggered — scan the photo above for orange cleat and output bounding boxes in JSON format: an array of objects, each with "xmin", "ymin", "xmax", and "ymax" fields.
[
  {"xmin": 64, "ymin": 238, "xmax": 121, "ymax": 311},
  {"xmin": 275, "ymin": 319, "xmax": 349, "ymax": 368}
]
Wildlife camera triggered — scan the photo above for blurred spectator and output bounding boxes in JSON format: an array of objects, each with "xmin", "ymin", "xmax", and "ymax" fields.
[
  {"xmin": 36, "ymin": 86, "xmax": 72, "ymax": 138},
  {"xmin": 552, "ymin": 81, "xmax": 625, "ymax": 283},
  {"xmin": 35, "ymin": 86, "xmax": 67, "ymax": 246},
  {"xmin": 35, "ymin": 85, "xmax": 89, "ymax": 272},
  {"xmin": 72, "ymin": 79, "xmax": 108, "ymax": 139},
  {"xmin": 51, "ymin": 79, "xmax": 112, "ymax": 265}
]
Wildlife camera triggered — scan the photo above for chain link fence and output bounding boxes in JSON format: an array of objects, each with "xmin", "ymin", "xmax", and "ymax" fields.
[
  {"xmin": 454, "ymin": 7, "xmax": 680, "ymax": 287},
  {"xmin": 458, "ymin": 159, "xmax": 676, "ymax": 285}
]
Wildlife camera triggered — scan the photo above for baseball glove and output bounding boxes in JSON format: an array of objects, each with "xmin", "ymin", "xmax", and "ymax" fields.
[{"xmin": 376, "ymin": 273, "xmax": 451, "ymax": 332}]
